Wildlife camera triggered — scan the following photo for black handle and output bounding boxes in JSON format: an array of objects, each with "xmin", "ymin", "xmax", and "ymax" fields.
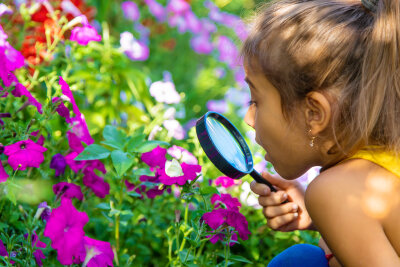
[{"xmin": 250, "ymin": 170, "xmax": 277, "ymax": 192}]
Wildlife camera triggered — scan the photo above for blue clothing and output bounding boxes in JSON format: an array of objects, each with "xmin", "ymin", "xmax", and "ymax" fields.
[{"xmin": 268, "ymin": 244, "xmax": 330, "ymax": 267}]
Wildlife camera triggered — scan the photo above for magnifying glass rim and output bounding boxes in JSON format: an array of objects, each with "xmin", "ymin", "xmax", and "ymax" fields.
[{"xmin": 196, "ymin": 111, "xmax": 254, "ymax": 177}]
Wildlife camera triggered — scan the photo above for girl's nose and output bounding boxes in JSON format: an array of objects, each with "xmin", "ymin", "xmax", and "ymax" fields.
[{"xmin": 244, "ymin": 107, "xmax": 255, "ymax": 129}]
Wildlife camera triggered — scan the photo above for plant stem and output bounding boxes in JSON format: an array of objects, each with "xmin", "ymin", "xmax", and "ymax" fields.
[{"xmin": 224, "ymin": 232, "xmax": 232, "ymax": 267}]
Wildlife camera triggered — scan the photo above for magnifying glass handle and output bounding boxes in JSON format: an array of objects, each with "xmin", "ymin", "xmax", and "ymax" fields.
[{"xmin": 250, "ymin": 170, "xmax": 277, "ymax": 192}]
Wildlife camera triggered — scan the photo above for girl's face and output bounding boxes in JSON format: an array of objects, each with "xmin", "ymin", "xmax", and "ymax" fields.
[{"xmin": 244, "ymin": 65, "xmax": 317, "ymax": 179}]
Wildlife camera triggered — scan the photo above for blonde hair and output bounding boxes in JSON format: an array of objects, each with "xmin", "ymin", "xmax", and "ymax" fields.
[{"xmin": 241, "ymin": 0, "xmax": 400, "ymax": 156}]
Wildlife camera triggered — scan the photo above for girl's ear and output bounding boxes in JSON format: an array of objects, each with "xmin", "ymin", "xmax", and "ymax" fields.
[{"xmin": 304, "ymin": 91, "xmax": 332, "ymax": 136}]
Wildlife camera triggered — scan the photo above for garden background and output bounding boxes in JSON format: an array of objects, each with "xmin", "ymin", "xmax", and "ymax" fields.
[{"xmin": 0, "ymin": 0, "xmax": 320, "ymax": 266}]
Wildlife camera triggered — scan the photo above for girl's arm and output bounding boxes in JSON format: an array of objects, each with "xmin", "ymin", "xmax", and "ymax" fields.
[{"xmin": 305, "ymin": 164, "xmax": 400, "ymax": 267}]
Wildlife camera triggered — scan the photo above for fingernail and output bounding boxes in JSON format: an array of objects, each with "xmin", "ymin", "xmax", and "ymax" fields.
[
  {"xmin": 283, "ymin": 193, "xmax": 288, "ymax": 199},
  {"xmin": 293, "ymin": 212, "xmax": 298, "ymax": 218},
  {"xmin": 292, "ymin": 204, "xmax": 298, "ymax": 211}
]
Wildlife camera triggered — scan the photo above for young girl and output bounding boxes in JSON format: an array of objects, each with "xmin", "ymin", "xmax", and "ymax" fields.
[{"xmin": 242, "ymin": 0, "xmax": 400, "ymax": 266}]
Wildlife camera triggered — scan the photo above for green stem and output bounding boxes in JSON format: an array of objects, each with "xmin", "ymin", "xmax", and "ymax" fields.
[{"xmin": 224, "ymin": 232, "xmax": 232, "ymax": 267}]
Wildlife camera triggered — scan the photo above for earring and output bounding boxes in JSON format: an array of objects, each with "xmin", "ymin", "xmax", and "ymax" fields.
[{"xmin": 309, "ymin": 129, "xmax": 316, "ymax": 147}]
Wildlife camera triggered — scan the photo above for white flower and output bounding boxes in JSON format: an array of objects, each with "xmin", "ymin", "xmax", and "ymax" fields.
[
  {"xmin": 163, "ymin": 119, "xmax": 185, "ymax": 140},
  {"xmin": 149, "ymin": 81, "xmax": 181, "ymax": 104}
]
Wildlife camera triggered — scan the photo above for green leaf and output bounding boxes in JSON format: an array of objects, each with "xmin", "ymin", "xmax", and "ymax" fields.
[
  {"xmin": 75, "ymin": 144, "xmax": 110, "ymax": 160},
  {"xmin": 199, "ymin": 186, "xmax": 219, "ymax": 196},
  {"xmin": 132, "ymin": 140, "xmax": 170, "ymax": 153},
  {"xmin": 103, "ymin": 125, "xmax": 127, "ymax": 150},
  {"xmin": 111, "ymin": 150, "xmax": 134, "ymax": 177},
  {"xmin": 229, "ymin": 255, "xmax": 253, "ymax": 264},
  {"xmin": 179, "ymin": 249, "xmax": 194, "ymax": 263},
  {"xmin": 96, "ymin": 203, "xmax": 111, "ymax": 210},
  {"xmin": 127, "ymin": 191, "xmax": 142, "ymax": 198},
  {"xmin": 126, "ymin": 133, "xmax": 146, "ymax": 152}
]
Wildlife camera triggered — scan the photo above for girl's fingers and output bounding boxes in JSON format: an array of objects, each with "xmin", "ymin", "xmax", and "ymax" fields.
[
  {"xmin": 250, "ymin": 180, "xmax": 272, "ymax": 196},
  {"xmin": 265, "ymin": 211, "xmax": 299, "ymax": 230},
  {"xmin": 258, "ymin": 191, "xmax": 288, "ymax": 206},
  {"xmin": 263, "ymin": 202, "xmax": 298, "ymax": 219}
]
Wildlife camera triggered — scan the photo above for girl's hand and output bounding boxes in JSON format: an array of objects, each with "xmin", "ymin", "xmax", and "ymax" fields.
[{"xmin": 250, "ymin": 171, "xmax": 315, "ymax": 232}]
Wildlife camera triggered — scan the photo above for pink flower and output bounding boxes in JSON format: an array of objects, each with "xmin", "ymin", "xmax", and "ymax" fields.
[
  {"xmin": 53, "ymin": 182, "xmax": 84, "ymax": 201},
  {"xmin": 163, "ymin": 119, "xmax": 185, "ymax": 140},
  {"xmin": 167, "ymin": 145, "xmax": 198, "ymax": 164},
  {"xmin": 158, "ymin": 162, "xmax": 201, "ymax": 186},
  {"xmin": 4, "ymin": 139, "xmax": 47, "ymax": 170},
  {"xmin": 75, "ymin": 236, "xmax": 114, "ymax": 267},
  {"xmin": 190, "ymin": 34, "xmax": 213, "ymax": 54},
  {"xmin": 141, "ymin": 146, "xmax": 167, "ymax": 169},
  {"xmin": 82, "ymin": 169, "xmax": 110, "ymax": 198},
  {"xmin": 121, "ymin": 1, "xmax": 140, "ymax": 21},
  {"xmin": 0, "ymin": 161, "xmax": 8, "ymax": 183},
  {"xmin": 214, "ymin": 176, "xmax": 235, "ymax": 188},
  {"xmin": 144, "ymin": 0, "xmax": 166, "ymax": 21},
  {"xmin": 208, "ymin": 232, "xmax": 238, "ymax": 247},
  {"xmin": 11, "ymin": 83, "xmax": 43, "ymax": 114},
  {"xmin": 44, "ymin": 198, "xmax": 89, "ymax": 265},
  {"xmin": 50, "ymin": 153, "xmax": 67, "ymax": 177},
  {"xmin": 167, "ymin": 0, "xmax": 190, "ymax": 14},
  {"xmin": 120, "ymin": 32, "xmax": 149, "ymax": 61},
  {"xmin": 211, "ymin": 193, "xmax": 241, "ymax": 211},
  {"xmin": 70, "ymin": 24, "xmax": 101, "ymax": 46},
  {"xmin": 217, "ymin": 36, "xmax": 239, "ymax": 68}
]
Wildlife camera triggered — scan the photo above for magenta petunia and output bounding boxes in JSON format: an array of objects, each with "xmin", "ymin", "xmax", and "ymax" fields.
[
  {"xmin": 53, "ymin": 182, "xmax": 84, "ymax": 201},
  {"xmin": 211, "ymin": 193, "xmax": 241, "ymax": 211},
  {"xmin": 0, "ymin": 239, "xmax": 7, "ymax": 257},
  {"xmin": 167, "ymin": 0, "xmax": 190, "ymax": 15},
  {"xmin": 208, "ymin": 232, "xmax": 238, "ymax": 246},
  {"xmin": 4, "ymin": 139, "xmax": 47, "ymax": 170},
  {"xmin": 11, "ymin": 83, "xmax": 43, "ymax": 114},
  {"xmin": 54, "ymin": 100, "xmax": 72, "ymax": 123},
  {"xmin": 121, "ymin": 1, "xmax": 140, "ymax": 21},
  {"xmin": 167, "ymin": 145, "xmax": 198, "ymax": 165},
  {"xmin": 82, "ymin": 169, "xmax": 110, "ymax": 198},
  {"xmin": 141, "ymin": 146, "xmax": 167, "ymax": 169},
  {"xmin": 75, "ymin": 236, "xmax": 114, "ymax": 267},
  {"xmin": 50, "ymin": 153, "xmax": 67, "ymax": 177},
  {"xmin": 0, "ymin": 161, "xmax": 8, "ymax": 183},
  {"xmin": 70, "ymin": 24, "xmax": 101, "ymax": 46},
  {"xmin": 214, "ymin": 176, "xmax": 235, "ymax": 188},
  {"xmin": 158, "ymin": 162, "xmax": 201, "ymax": 186},
  {"xmin": 144, "ymin": 0, "xmax": 166, "ymax": 21},
  {"xmin": 36, "ymin": 202, "xmax": 51, "ymax": 222},
  {"xmin": 43, "ymin": 198, "xmax": 89, "ymax": 265}
]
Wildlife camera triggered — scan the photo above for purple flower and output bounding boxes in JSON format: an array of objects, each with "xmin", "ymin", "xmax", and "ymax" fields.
[
  {"xmin": 4, "ymin": 139, "xmax": 47, "ymax": 170},
  {"xmin": 214, "ymin": 176, "xmax": 235, "ymax": 188},
  {"xmin": 35, "ymin": 201, "xmax": 52, "ymax": 222},
  {"xmin": 190, "ymin": 34, "xmax": 213, "ymax": 54},
  {"xmin": 53, "ymin": 99, "xmax": 72, "ymax": 123},
  {"xmin": 0, "ymin": 161, "xmax": 8, "ymax": 183},
  {"xmin": 67, "ymin": 131, "xmax": 85, "ymax": 153},
  {"xmin": 11, "ymin": 83, "xmax": 43, "ymax": 114},
  {"xmin": 60, "ymin": 0, "xmax": 82, "ymax": 17},
  {"xmin": 24, "ymin": 232, "xmax": 46, "ymax": 266},
  {"xmin": 53, "ymin": 182, "xmax": 84, "ymax": 201},
  {"xmin": 0, "ymin": 239, "xmax": 8, "ymax": 257},
  {"xmin": 200, "ymin": 18, "xmax": 216, "ymax": 34},
  {"xmin": 206, "ymin": 99, "xmax": 228, "ymax": 114},
  {"xmin": 120, "ymin": 32, "xmax": 149, "ymax": 61},
  {"xmin": 163, "ymin": 119, "xmax": 185, "ymax": 140},
  {"xmin": 158, "ymin": 162, "xmax": 201, "ymax": 186},
  {"xmin": 167, "ymin": 0, "xmax": 190, "ymax": 15},
  {"xmin": 50, "ymin": 153, "xmax": 67, "ymax": 177},
  {"xmin": 149, "ymin": 80, "xmax": 181, "ymax": 104},
  {"xmin": 217, "ymin": 36, "xmax": 239, "ymax": 68},
  {"xmin": 82, "ymin": 169, "xmax": 110, "ymax": 198},
  {"xmin": 141, "ymin": 146, "xmax": 167, "ymax": 169},
  {"xmin": 211, "ymin": 193, "xmax": 241, "ymax": 211},
  {"xmin": 0, "ymin": 4, "xmax": 13, "ymax": 17},
  {"xmin": 144, "ymin": 0, "xmax": 166, "ymax": 21},
  {"xmin": 0, "ymin": 25, "xmax": 25, "ymax": 71},
  {"xmin": 43, "ymin": 198, "xmax": 89, "ymax": 265},
  {"xmin": 76, "ymin": 236, "xmax": 114, "ymax": 267},
  {"xmin": 183, "ymin": 10, "xmax": 202, "ymax": 34},
  {"xmin": 70, "ymin": 24, "xmax": 101, "ymax": 46},
  {"xmin": 208, "ymin": 232, "xmax": 238, "ymax": 246},
  {"xmin": 167, "ymin": 145, "xmax": 198, "ymax": 164},
  {"xmin": 121, "ymin": 1, "xmax": 140, "ymax": 21}
]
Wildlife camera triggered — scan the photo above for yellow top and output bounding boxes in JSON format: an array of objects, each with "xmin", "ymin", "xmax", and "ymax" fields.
[{"xmin": 347, "ymin": 148, "xmax": 400, "ymax": 178}]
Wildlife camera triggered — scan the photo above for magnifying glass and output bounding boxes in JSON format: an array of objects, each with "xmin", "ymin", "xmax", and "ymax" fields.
[{"xmin": 196, "ymin": 111, "xmax": 277, "ymax": 192}]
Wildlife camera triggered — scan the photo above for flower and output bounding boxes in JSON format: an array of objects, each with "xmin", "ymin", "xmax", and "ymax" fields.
[
  {"xmin": 24, "ymin": 232, "xmax": 46, "ymax": 266},
  {"xmin": 0, "ymin": 4, "xmax": 12, "ymax": 17},
  {"xmin": 0, "ymin": 239, "xmax": 7, "ymax": 257},
  {"xmin": 217, "ymin": 36, "xmax": 239, "ymax": 68},
  {"xmin": 214, "ymin": 176, "xmax": 237, "ymax": 188},
  {"xmin": 53, "ymin": 182, "xmax": 84, "ymax": 201},
  {"xmin": 211, "ymin": 193, "xmax": 241, "ymax": 211},
  {"xmin": 121, "ymin": 1, "xmax": 140, "ymax": 21},
  {"xmin": 120, "ymin": 31, "xmax": 149, "ymax": 61},
  {"xmin": 167, "ymin": 145, "xmax": 198, "ymax": 164},
  {"xmin": 149, "ymin": 80, "xmax": 180, "ymax": 104},
  {"xmin": 167, "ymin": 0, "xmax": 190, "ymax": 14},
  {"xmin": 35, "ymin": 201, "xmax": 52, "ymax": 222},
  {"xmin": 163, "ymin": 119, "xmax": 185, "ymax": 140},
  {"xmin": 11, "ymin": 83, "xmax": 43, "ymax": 114},
  {"xmin": 82, "ymin": 169, "xmax": 110, "ymax": 198},
  {"xmin": 50, "ymin": 153, "xmax": 67, "ymax": 177},
  {"xmin": 70, "ymin": 23, "xmax": 101, "ymax": 46},
  {"xmin": 144, "ymin": 0, "xmax": 166, "ymax": 21},
  {"xmin": 208, "ymin": 232, "xmax": 238, "ymax": 247},
  {"xmin": 141, "ymin": 146, "xmax": 167, "ymax": 169},
  {"xmin": 44, "ymin": 198, "xmax": 89, "ymax": 265},
  {"xmin": 4, "ymin": 139, "xmax": 47, "ymax": 170},
  {"xmin": 190, "ymin": 34, "xmax": 213, "ymax": 54},
  {"xmin": 75, "ymin": 236, "xmax": 114, "ymax": 267},
  {"xmin": 0, "ymin": 161, "xmax": 8, "ymax": 183},
  {"xmin": 206, "ymin": 99, "xmax": 228, "ymax": 114},
  {"xmin": 159, "ymin": 162, "xmax": 201, "ymax": 186}
]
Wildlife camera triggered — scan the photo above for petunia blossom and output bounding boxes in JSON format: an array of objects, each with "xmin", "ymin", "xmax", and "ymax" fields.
[
  {"xmin": 0, "ymin": 161, "xmax": 8, "ymax": 183},
  {"xmin": 163, "ymin": 119, "xmax": 185, "ymax": 140},
  {"xmin": 144, "ymin": 0, "xmax": 166, "ymax": 21},
  {"xmin": 4, "ymin": 139, "xmax": 47, "ymax": 170},
  {"xmin": 11, "ymin": 83, "xmax": 43, "ymax": 114},
  {"xmin": 0, "ymin": 4, "xmax": 12, "ymax": 17},
  {"xmin": 35, "ymin": 201, "xmax": 52, "ymax": 222},
  {"xmin": 121, "ymin": 1, "xmax": 140, "ymax": 21},
  {"xmin": 24, "ymin": 232, "xmax": 46, "ymax": 266},
  {"xmin": 50, "ymin": 153, "xmax": 67, "ymax": 177},
  {"xmin": 167, "ymin": 145, "xmax": 198, "ymax": 164},
  {"xmin": 208, "ymin": 232, "xmax": 238, "ymax": 247},
  {"xmin": 53, "ymin": 182, "xmax": 84, "ymax": 201},
  {"xmin": 206, "ymin": 99, "xmax": 228, "ymax": 114},
  {"xmin": 120, "ymin": 31, "xmax": 149, "ymax": 61},
  {"xmin": 149, "ymin": 80, "xmax": 180, "ymax": 104},
  {"xmin": 158, "ymin": 162, "xmax": 201, "ymax": 186},
  {"xmin": 74, "ymin": 236, "xmax": 114, "ymax": 267},
  {"xmin": 82, "ymin": 169, "xmax": 110, "ymax": 198},
  {"xmin": 216, "ymin": 36, "xmax": 239, "ymax": 68},
  {"xmin": 70, "ymin": 23, "xmax": 101, "ymax": 46},
  {"xmin": 211, "ymin": 193, "xmax": 241, "ymax": 211},
  {"xmin": 214, "ymin": 176, "xmax": 236, "ymax": 188},
  {"xmin": 43, "ymin": 198, "xmax": 89, "ymax": 265},
  {"xmin": 141, "ymin": 146, "xmax": 167, "ymax": 169},
  {"xmin": 190, "ymin": 34, "xmax": 213, "ymax": 55}
]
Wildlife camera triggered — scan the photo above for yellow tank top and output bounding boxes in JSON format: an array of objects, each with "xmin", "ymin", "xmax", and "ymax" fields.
[{"xmin": 347, "ymin": 148, "xmax": 400, "ymax": 178}]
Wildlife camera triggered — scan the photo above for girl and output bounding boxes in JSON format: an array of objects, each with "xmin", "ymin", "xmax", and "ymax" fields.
[{"xmin": 242, "ymin": 0, "xmax": 400, "ymax": 266}]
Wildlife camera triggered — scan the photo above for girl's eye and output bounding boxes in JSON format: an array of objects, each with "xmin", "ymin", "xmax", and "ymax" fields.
[{"xmin": 248, "ymin": 100, "xmax": 256, "ymax": 107}]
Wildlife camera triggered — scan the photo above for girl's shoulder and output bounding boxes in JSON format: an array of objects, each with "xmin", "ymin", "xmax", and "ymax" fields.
[{"xmin": 304, "ymin": 159, "xmax": 400, "ymax": 266}]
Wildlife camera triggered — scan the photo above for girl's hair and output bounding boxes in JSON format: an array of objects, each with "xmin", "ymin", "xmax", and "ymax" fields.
[{"xmin": 241, "ymin": 0, "xmax": 400, "ymax": 156}]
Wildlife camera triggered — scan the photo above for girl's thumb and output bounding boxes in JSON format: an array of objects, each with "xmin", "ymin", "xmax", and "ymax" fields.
[{"xmin": 261, "ymin": 171, "xmax": 291, "ymax": 189}]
